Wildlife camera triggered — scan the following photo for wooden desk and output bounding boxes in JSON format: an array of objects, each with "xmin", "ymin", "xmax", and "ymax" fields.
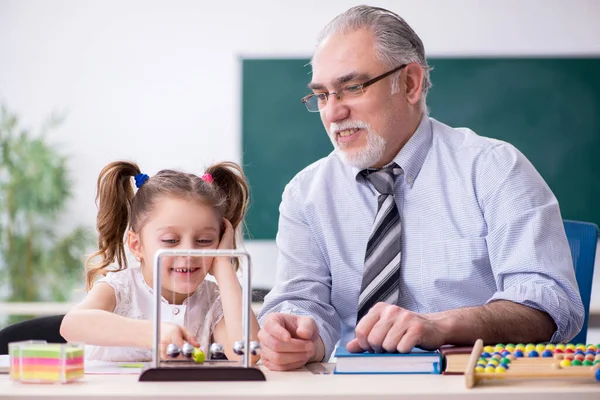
[{"xmin": 1, "ymin": 364, "xmax": 599, "ymax": 399}]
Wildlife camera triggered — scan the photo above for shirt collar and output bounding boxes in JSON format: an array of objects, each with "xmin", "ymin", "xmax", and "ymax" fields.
[{"xmin": 352, "ymin": 115, "xmax": 433, "ymax": 188}]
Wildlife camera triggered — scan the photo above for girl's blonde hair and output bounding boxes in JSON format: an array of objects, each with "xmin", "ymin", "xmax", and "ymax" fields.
[{"xmin": 85, "ymin": 161, "xmax": 249, "ymax": 291}]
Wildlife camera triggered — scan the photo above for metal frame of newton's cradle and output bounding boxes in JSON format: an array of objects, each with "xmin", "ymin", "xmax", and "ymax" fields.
[{"xmin": 138, "ymin": 249, "xmax": 266, "ymax": 381}]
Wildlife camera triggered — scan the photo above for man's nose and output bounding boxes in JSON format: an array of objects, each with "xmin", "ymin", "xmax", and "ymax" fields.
[{"xmin": 323, "ymin": 94, "xmax": 350, "ymax": 123}]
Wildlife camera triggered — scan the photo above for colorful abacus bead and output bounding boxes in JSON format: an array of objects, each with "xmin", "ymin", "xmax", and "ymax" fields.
[
  {"xmin": 525, "ymin": 344, "xmax": 535, "ymax": 352},
  {"xmin": 487, "ymin": 358, "xmax": 499, "ymax": 366},
  {"xmin": 559, "ymin": 359, "xmax": 571, "ymax": 368},
  {"xmin": 514, "ymin": 350, "xmax": 524, "ymax": 358},
  {"xmin": 535, "ymin": 344, "xmax": 545, "ymax": 353},
  {"xmin": 500, "ymin": 357, "xmax": 511, "ymax": 365},
  {"xmin": 542, "ymin": 350, "xmax": 553, "ymax": 358},
  {"xmin": 527, "ymin": 350, "xmax": 539, "ymax": 357}
]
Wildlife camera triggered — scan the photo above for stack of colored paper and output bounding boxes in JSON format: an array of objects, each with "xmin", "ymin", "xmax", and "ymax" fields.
[{"xmin": 9, "ymin": 341, "xmax": 84, "ymax": 383}]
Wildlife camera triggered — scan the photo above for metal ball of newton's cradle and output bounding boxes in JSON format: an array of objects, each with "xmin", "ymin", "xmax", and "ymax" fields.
[
  {"xmin": 232, "ymin": 341, "xmax": 261, "ymax": 356},
  {"xmin": 209, "ymin": 343, "xmax": 224, "ymax": 359},
  {"xmin": 181, "ymin": 342, "xmax": 195, "ymax": 359},
  {"xmin": 166, "ymin": 343, "xmax": 181, "ymax": 358},
  {"xmin": 233, "ymin": 340, "xmax": 245, "ymax": 355},
  {"xmin": 249, "ymin": 341, "xmax": 261, "ymax": 356}
]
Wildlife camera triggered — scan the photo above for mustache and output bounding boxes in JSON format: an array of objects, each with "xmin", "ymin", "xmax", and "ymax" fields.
[{"xmin": 330, "ymin": 120, "xmax": 371, "ymax": 133}]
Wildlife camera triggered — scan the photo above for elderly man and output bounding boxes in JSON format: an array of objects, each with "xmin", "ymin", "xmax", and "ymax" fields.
[{"xmin": 257, "ymin": 5, "xmax": 583, "ymax": 371}]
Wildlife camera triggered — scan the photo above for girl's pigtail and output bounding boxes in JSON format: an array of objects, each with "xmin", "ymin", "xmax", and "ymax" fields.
[
  {"xmin": 205, "ymin": 162, "xmax": 250, "ymax": 270},
  {"xmin": 85, "ymin": 161, "xmax": 141, "ymax": 291}
]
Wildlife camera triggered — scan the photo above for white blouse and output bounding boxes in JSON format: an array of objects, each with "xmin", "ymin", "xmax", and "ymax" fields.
[{"xmin": 85, "ymin": 267, "xmax": 223, "ymax": 361}]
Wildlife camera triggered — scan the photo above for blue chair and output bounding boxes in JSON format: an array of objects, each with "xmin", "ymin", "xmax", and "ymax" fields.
[{"xmin": 563, "ymin": 219, "xmax": 598, "ymax": 344}]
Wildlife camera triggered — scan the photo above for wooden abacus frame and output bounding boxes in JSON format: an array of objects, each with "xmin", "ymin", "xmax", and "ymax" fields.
[
  {"xmin": 138, "ymin": 249, "xmax": 266, "ymax": 382},
  {"xmin": 465, "ymin": 339, "xmax": 600, "ymax": 388}
]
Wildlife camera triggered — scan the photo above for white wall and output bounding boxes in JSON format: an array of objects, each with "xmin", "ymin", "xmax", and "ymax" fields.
[{"xmin": 0, "ymin": 0, "xmax": 599, "ymax": 289}]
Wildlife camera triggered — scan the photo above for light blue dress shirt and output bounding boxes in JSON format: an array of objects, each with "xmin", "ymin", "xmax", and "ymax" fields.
[{"xmin": 258, "ymin": 116, "xmax": 584, "ymax": 360}]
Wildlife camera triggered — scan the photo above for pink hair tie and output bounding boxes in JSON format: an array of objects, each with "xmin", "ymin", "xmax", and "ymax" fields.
[{"xmin": 201, "ymin": 173, "xmax": 213, "ymax": 183}]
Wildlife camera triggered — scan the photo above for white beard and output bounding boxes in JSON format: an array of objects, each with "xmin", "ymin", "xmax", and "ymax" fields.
[{"xmin": 329, "ymin": 121, "xmax": 387, "ymax": 170}]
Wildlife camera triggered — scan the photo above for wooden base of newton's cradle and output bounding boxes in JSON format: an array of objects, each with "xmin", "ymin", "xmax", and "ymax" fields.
[
  {"xmin": 139, "ymin": 360, "xmax": 266, "ymax": 382},
  {"xmin": 465, "ymin": 339, "xmax": 600, "ymax": 388}
]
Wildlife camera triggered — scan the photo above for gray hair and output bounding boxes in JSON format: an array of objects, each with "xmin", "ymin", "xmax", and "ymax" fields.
[{"xmin": 314, "ymin": 5, "xmax": 432, "ymax": 113}]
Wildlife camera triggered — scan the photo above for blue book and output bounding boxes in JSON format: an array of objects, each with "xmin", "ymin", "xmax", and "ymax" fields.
[{"xmin": 333, "ymin": 346, "xmax": 442, "ymax": 375}]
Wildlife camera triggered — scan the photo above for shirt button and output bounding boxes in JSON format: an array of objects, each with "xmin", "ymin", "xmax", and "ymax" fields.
[
  {"xmin": 406, "ymin": 176, "xmax": 413, "ymax": 184},
  {"xmin": 172, "ymin": 308, "xmax": 180, "ymax": 315}
]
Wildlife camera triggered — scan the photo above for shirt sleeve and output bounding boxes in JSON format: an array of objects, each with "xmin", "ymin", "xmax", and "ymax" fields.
[
  {"xmin": 95, "ymin": 268, "xmax": 131, "ymax": 315},
  {"xmin": 477, "ymin": 142, "xmax": 584, "ymax": 342},
  {"xmin": 258, "ymin": 180, "xmax": 341, "ymax": 360}
]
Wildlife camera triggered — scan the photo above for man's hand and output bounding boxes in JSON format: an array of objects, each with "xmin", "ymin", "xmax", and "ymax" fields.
[
  {"xmin": 347, "ymin": 303, "xmax": 448, "ymax": 353},
  {"xmin": 258, "ymin": 313, "xmax": 324, "ymax": 371}
]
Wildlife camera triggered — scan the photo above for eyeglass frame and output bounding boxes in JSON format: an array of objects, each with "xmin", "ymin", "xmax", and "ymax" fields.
[{"xmin": 301, "ymin": 64, "xmax": 408, "ymax": 112}]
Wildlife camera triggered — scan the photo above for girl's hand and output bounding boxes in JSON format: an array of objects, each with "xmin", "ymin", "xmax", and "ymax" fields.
[
  {"xmin": 218, "ymin": 218, "xmax": 234, "ymax": 250},
  {"xmin": 159, "ymin": 322, "xmax": 199, "ymax": 359},
  {"xmin": 210, "ymin": 218, "xmax": 235, "ymax": 276}
]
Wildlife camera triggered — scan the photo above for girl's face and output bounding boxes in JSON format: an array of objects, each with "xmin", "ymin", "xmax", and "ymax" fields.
[{"xmin": 128, "ymin": 196, "xmax": 221, "ymax": 304}]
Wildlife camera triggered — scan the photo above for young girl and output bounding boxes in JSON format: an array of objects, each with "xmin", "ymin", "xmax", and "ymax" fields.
[{"xmin": 60, "ymin": 161, "xmax": 260, "ymax": 362}]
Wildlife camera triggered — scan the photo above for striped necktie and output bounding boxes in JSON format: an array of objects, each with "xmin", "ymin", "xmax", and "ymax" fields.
[{"xmin": 357, "ymin": 163, "xmax": 403, "ymax": 322}]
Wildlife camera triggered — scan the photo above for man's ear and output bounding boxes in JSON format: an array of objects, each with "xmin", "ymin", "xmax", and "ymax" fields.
[
  {"xmin": 127, "ymin": 230, "xmax": 143, "ymax": 261},
  {"xmin": 403, "ymin": 62, "xmax": 424, "ymax": 106}
]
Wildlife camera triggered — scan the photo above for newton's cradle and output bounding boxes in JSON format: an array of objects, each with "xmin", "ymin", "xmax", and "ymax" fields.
[{"xmin": 138, "ymin": 249, "xmax": 265, "ymax": 381}]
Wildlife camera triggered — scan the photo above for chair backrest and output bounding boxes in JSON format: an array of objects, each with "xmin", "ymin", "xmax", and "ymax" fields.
[
  {"xmin": 0, "ymin": 315, "xmax": 66, "ymax": 354},
  {"xmin": 563, "ymin": 219, "xmax": 598, "ymax": 344}
]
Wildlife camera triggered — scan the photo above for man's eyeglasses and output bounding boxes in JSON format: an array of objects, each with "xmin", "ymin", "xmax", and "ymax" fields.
[{"xmin": 301, "ymin": 64, "xmax": 407, "ymax": 113}]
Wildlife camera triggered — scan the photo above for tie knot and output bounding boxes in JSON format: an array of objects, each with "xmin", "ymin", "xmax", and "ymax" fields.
[{"xmin": 361, "ymin": 163, "xmax": 402, "ymax": 195}]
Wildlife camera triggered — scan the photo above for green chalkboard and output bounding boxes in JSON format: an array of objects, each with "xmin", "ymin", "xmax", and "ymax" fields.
[{"xmin": 242, "ymin": 58, "xmax": 600, "ymax": 240}]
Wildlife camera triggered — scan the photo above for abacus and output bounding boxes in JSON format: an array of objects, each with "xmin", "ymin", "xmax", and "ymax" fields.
[
  {"xmin": 465, "ymin": 339, "xmax": 600, "ymax": 388},
  {"xmin": 138, "ymin": 249, "xmax": 266, "ymax": 381}
]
